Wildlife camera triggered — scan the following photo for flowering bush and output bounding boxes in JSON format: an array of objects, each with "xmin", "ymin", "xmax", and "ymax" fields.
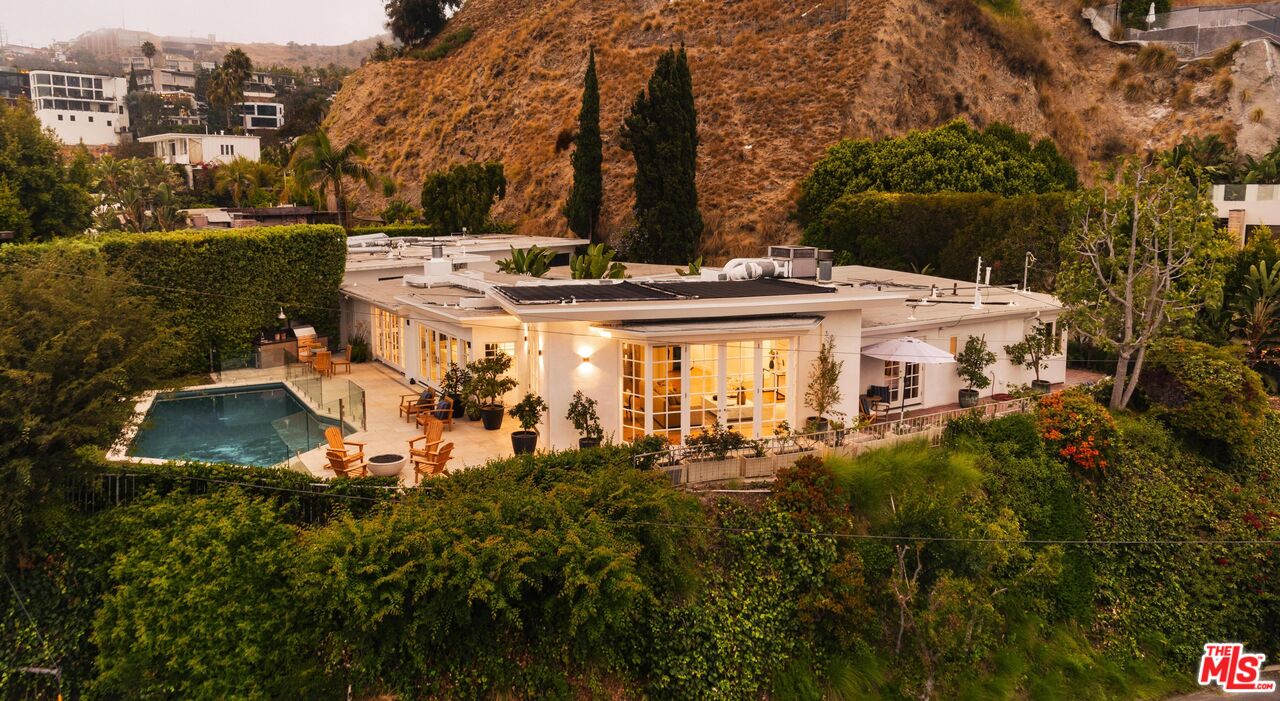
[{"xmin": 1036, "ymin": 389, "xmax": 1118, "ymax": 472}]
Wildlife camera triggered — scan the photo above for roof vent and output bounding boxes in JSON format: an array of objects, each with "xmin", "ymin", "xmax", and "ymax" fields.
[{"xmin": 768, "ymin": 245, "xmax": 819, "ymax": 278}]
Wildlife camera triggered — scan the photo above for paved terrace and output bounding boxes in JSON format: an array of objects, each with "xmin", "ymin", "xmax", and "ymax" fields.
[
  {"xmin": 218, "ymin": 361, "xmax": 514, "ymax": 483},
  {"xmin": 296, "ymin": 362, "xmax": 513, "ymax": 483}
]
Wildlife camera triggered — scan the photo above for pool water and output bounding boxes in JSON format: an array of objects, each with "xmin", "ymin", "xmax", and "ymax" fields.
[{"xmin": 129, "ymin": 384, "xmax": 341, "ymax": 467}]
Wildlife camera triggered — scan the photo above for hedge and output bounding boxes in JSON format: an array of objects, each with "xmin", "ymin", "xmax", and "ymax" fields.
[
  {"xmin": 801, "ymin": 191, "xmax": 1070, "ymax": 289},
  {"xmin": 348, "ymin": 223, "xmax": 441, "ymax": 238},
  {"xmin": 0, "ymin": 225, "xmax": 346, "ymax": 370}
]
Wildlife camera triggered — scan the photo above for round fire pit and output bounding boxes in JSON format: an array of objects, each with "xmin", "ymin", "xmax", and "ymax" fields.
[{"xmin": 367, "ymin": 453, "xmax": 407, "ymax": 478}]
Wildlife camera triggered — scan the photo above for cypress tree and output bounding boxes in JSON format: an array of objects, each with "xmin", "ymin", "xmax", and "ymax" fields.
[
  {"xmin": 619, "ymin": 45, "xmax": 702, "ymax": 265},
  {"xmin": 564, "ymin": 47, "xmax": 603, "ymax": 243}
]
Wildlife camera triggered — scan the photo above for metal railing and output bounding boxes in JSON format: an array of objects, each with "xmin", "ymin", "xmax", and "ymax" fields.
[
  {"xmin": 631, "ymin": 397, "xmax": 1038, "ymax": 469},
  {"xmin": 213, "ymin": 346, "xmax": 367, "ymax": 431}
]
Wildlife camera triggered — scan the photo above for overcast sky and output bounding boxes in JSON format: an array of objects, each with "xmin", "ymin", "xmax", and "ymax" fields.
[{"xmin": 4, "ymin": 0, "xmax": 388, "ymax": 47}]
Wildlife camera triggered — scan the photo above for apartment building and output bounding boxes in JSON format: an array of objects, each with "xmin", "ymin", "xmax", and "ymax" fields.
[{"xmin": 28, "ymin": 69, "xmax": 129, "ymax": 145}]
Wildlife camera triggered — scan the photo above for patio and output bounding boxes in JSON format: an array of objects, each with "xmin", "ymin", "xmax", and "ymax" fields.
[{"xmin": 289, "ymin": 362, "xmax": 515, "ymax": 483}]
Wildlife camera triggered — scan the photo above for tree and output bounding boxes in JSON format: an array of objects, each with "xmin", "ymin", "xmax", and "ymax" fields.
[
  {"xmin": 569, "ymin": 243, "xmax": 626, "ymax": 279},
  {"xmin": 1058, "ymin": 158, "xmax": 1232, "ymax": 409},
  {"xmin": 804, "ymin": 332, "xmax": 845, "ymax": 424},
  {"xmin": 380, "ymin": 199, "xmax": 420, "ymax": 224},
  {"xmin": 93, "ymin": 157, "xmax": 186, "ymax": 232},
  {"xmin": 619, "ymin": 45, "xmax": 702, "ymax": 265},
  {"xmin": 139, "ymin": 40, "xmax": 157, "ymax": 61},
  {"xmin": 1004, "ymin": 320, "xmax": 1057, "ymax": 386},
  {"xmin": 564, "ymin": 47, "xmax": 603, "ymax": 243},
  {"xmin": 384, "ymin": 0, "xmax": 462, "ymax": 47},
  {"xmin": 290, "ymin": 128, "xmax": 378, "ymax": 228},
  {"xmin": 91, "ymin": 490, "xmax": 332, "ymax": 699},
  {"xmin": 797, "ymin": 119, "xmax": 1077, "ymax": 226},
  {"xmin": 0, "ymin": 255, "xmax": 178, "ymax": 559},
  {"xmin": 214, "ymin": 156, "xmax": 275, "ymax": 207},
  {"xmin": 955, "ymin": 335, "xmax": 997, "ymax": 391},
  {"xmin": 419, "ymin": 161, "xmax": 506, "ymax": 234},
  {"xmin": 1230, "ymin": 260, "xmax": 1280, "ymax": 365},
  {"xmin": 208, "ymin": 48, "xmax": 253, "ymax": 131},
  {"xmin": 124, "ymin": 91, "xmax": 168, "ymax": 138},
  {"xmin": 0, "ymin": 101, "xmax": 93, "ymax": 241}
]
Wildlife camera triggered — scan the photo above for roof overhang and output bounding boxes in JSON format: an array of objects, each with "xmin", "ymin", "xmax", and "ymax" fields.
[{"xmin": 601, "ymin": 315, "xmax": 824, "ymax": 342}]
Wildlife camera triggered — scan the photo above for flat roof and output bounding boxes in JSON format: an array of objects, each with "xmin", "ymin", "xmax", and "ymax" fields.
[
  {"xmin": 494, "ymin": 278, "xmax": 837, "ymax": 305},
  {"xmin": 138, "ymin": 132, "xmax": 261, "ymax": 142}
]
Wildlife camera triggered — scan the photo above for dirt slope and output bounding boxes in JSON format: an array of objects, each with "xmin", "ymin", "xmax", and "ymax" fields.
[{"xmin": 325, "ymin": 0, "xmax": 1240, "ymax": 258}]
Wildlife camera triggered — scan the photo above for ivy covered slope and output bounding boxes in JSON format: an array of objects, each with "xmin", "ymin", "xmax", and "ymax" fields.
[{"xmin": 0, "ymin": 225, "xmax": 346, "ymax": 368}]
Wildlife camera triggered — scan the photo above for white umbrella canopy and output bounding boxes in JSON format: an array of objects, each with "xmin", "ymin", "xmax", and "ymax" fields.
[
  {"xmin": 862, "ymin": 337, "xmax": 956, "ymax": 364},
  {"xmin": 861, "ymin": 337, "xmax": 955, "ymax": 420}
]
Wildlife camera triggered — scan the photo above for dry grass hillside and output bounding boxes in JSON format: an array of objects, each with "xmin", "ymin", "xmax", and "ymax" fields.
[{"xmin": 325, "ymin": 0, "xmax": 1246, "ymax": 258}]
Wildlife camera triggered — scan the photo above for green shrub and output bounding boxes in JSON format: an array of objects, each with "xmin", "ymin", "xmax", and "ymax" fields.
[
  {"xmin": 414, "ymin": 26, "xmax": 474, "ymax": 61},
  {"xmin": 801, "ymin": 190, "xmax": 1069, "ymax": 287},
  {"xmin": 797, "ymin": 119, "xmax": 1076, "ymax": 225},
  {"xmin": 91, "ymin": 490, "xmax": 333, "ymax": 699},
  {"xmin": 1138, "ymin": 337, "xmax": 1268, "ymax": 462},
  {"xmin": 0, "ymin": 225, "xmax": 347, "ymax": 370}
]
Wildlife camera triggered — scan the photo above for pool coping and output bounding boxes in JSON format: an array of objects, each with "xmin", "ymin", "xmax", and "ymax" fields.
[{"xmin": 106, "ymin": 376, "xmax": 350, "ymax": 471}]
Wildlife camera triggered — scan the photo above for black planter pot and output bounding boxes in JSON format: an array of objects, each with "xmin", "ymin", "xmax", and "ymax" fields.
[
  {"xmin": 805, "ymin": 416, "xmax": 830, "ymax": 433},
  {"xmin": 448, "ymin": 394, "xmax": 466, "ymax": 419},
  {"xmin": 578, "ymin": 436, "xmax": 603, "ymax": 450},
  {"xmin": 958, "ymin": 388, "xmax": 980, "ymax": 408},
  {"xmin": 1031, "ymin": 379, "xmax": 1052, "ymax": 394},
  {"xmin": 480, "ymin": 405, "xmax": 505, "ymax": 431},
  {"xmin": 512, "ymin": 430, "xmax": 538, "ymax": 455}
]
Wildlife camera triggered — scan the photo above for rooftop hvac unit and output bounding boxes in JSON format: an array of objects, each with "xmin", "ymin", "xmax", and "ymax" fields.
[{"xmin": 768, "ymin": 245, "xmax": 818, "ymax": 279}]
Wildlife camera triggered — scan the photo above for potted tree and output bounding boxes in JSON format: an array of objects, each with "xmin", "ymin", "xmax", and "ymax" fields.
[
  {"xmin": 955, "ymin": 335, "xmax": 996, "ymax": 408},
  {"xmin": 508, "ymin": 392, "xmax": 547, "ymax": 455},
  {"xmin": 440, "ymin": 363, "xmax": 471, "ymax": 419},
  {"xmin": 1005, "ymin": 321, "xmax": 1056, "ymax": 393},
  {"xmin": 465, "ymin": 352, "xmax": 518, "ymax": 430},
  {"xmin": 566, "ymin": 390, "xmax": 604, "ymax": 449},
  {"xmin": 804, "ymin": 332, "xmax": 845, "ymax": 432}
]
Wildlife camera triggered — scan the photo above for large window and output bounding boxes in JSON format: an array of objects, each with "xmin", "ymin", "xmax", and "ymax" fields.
[
  {"xmin": 652, "ymin": 345, "xmax": 683, "ymax": 444},
  {"xmin": 622, "ymin": 338, "xmax": 793, "ymax": 444},
  {"xmin": 622, "ymin": 343, "xmax": 645, "ymax": 442},
  {"xmin": 372, "ymin": 307, "xmax": 403, "ymax": 368}
]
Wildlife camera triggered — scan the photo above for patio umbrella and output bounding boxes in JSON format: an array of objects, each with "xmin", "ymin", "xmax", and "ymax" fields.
[{"xmin": 861, "ymin": 337, "xmax": 956, "ymax": 420}]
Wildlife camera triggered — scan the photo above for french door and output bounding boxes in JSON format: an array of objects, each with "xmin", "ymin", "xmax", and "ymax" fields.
[
  {"xmin": 885, "ymin": 361, "xmax": 921, "ymax": 405},
  {"xmin": 621, "ymin": 339, "xmax": 792, "ymax": 444}
]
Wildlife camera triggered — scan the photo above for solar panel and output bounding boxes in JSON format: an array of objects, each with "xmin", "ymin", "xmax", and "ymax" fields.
[
  {"xmin": 495, "ymin": 282, "xmax": 678, "ymax": 304},
  {"xmin": 495, "ymin": 277, "xmax": 835, "ymax": 305},
  {"xmin": 645, "ymin": 278, "xmax": 836, "ymax": 299}
]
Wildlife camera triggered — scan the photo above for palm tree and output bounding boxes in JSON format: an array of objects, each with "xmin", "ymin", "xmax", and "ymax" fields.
[
  {"xmin": 140, "ymin": 41, "xmax": 157, "ymax": 63},
  {"xmin": 1233, "ymin": 260, "xmax": 1280, "ymax": 364},
  {"xmin": 290, "ymin": 129, "xmax": 378, "ymax": 228},
  {"xmin": 215, "ymin": 157, "xmax": 263, "ymax": 207}
]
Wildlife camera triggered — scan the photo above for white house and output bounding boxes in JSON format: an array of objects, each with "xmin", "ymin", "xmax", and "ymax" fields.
[
  {"xmin": 138, "ymin": 132, "xmax": 261, "ymax": 185},
  {"xmin": 339, "ymin": 238, "xmax": 1067, "ymax": 451},
  {"xmin": 28, "ymin": 69, "xmax": 129, "ymax": 146},
  {"xmin": 1212, "ymin": 183, "xmax": 1280, "ymax": 246}
]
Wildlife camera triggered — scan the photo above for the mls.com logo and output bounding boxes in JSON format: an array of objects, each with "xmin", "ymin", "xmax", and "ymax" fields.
[{"xmin": 1199, "ymin": 643, "xmax": 1277, "ymax": 693}]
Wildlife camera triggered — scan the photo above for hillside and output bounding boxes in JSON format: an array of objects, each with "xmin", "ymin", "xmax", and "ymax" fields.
[{"xmin": 325, "ymin": 0, "xmax": 1245, "ymax": 258}]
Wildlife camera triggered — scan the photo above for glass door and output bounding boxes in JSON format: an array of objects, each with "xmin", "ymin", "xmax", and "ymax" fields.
[{"xmin": 885, "ymin": 361, "xmax": 921, "ymax": 405}]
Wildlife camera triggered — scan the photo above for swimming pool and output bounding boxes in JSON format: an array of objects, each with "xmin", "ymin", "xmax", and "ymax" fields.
[{"xmin": 128, "ymin": 384, "xmax": 343, "ymax": 467}]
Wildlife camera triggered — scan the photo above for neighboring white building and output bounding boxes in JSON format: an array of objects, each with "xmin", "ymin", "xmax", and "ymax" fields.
[
  {"xmin": 1212, "ymin": 183, "xmax": 1280, "ymax": 246},
  {"xmin": 139, "ymin": 132, "xmax": 260, "ymax": 166},
  {"xmin": 28, "ymin": 69, "xmax": 129, "ymax": 146},
  {"xmin": 235, "ymin": 101, "xmax": 285, "ymax": 130},
  {"xmin": 339, "ymin": 239, "xmax": 1068, "ymax": 451},
  {"xmin": 138, "ymin": 132, "xmax": 261, "ymax": 185}
]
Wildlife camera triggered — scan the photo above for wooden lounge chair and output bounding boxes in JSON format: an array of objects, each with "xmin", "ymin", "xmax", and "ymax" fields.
[
  {"xmin": 331, "ymin": 345, "xmax": 352, "ymax": 374},
  {"xmin": 400, "ymin": 389, "xmax": 437, "ymax": 422},
  {"xmin": 412, "ymin": 442, "xmax": 454, "ymax": 485},
  {"xmin": 312, "ymin": 350, "xmax": 334, "ymax": 378},
  {"xmin": 418, "ymin": 395, "xmax": 453, "ymax": 431},
  {"xmin": 327, "ymin": 450, "xmax": 369, "ymax": 478},
  {"xmin": 409, "ymin": 418, "xmax": 445, "ymax": 463},
  {"xmin": 324, "ymin": 426, "xmax": 366, "ymax": 471}
]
